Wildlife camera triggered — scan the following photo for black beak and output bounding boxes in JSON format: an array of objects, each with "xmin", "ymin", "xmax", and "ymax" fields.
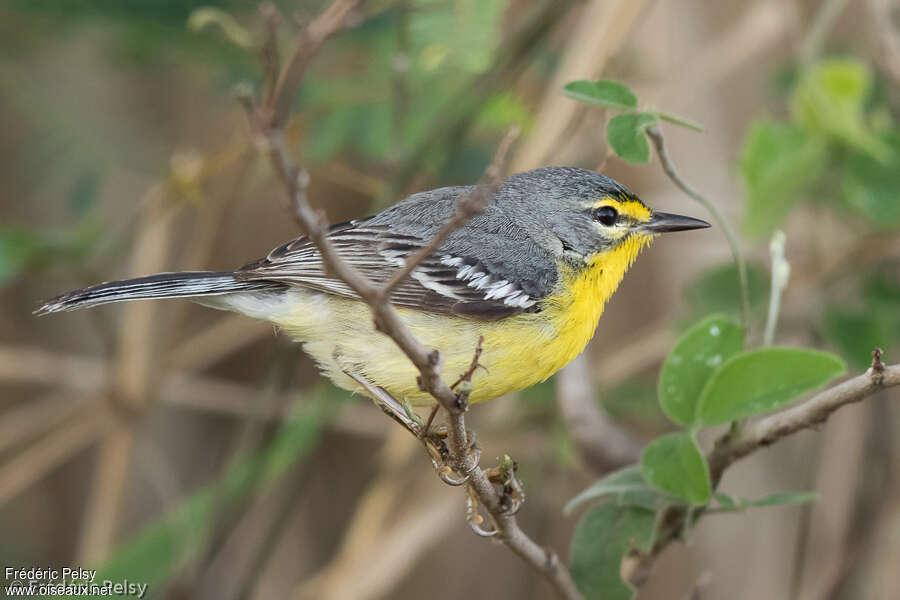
[{"xmin": 641, "ymin": 211, "xmax": 711, "ymax": 233}]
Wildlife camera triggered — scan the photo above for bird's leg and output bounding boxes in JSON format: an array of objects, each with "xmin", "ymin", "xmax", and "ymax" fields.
[
  {"xmin": 339, "ymin": 366, "xmax": 472, "ymax": 484},
  {"xmin": 341, "ymin": 368, "xmax": 422, "ymax": 436}
]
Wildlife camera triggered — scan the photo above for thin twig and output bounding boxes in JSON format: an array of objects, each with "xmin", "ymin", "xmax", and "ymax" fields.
[
  {"xmin": 0, "ymin": 410, "xmax": 112, "ymax": 507},
  {"xmin": 267, "ymin": 0, "xmax": 366, "ymax": 129},
  {"xmin": 645, "ymin": 125, "xmax": 751, "ymax": 331},
  {"xmin": 450, "ymin": 335, "xmax": 486, "ymax": 391},
  {"xmin": 239, "ymin": 3, "xmax": 581, "ymax": 597},
  {"xmin": 258, "ymin": 2, "xmax": 282, "ymax": 108},
  {"xmin": 708, "ymin": 351, "xmax": 897, "ymax": 482},
  {"xmin": 631, "ymin": 350, "xmax": 900, "ymax": 586},
  {"xmin": 378, "ymin": 127, "xmax": 518, "ymax": 301}
]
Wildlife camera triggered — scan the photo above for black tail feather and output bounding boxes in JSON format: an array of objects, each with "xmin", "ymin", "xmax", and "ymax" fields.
[{"xmin": 36, "ymin": 271, "xmax": 283, "ymax": 315}]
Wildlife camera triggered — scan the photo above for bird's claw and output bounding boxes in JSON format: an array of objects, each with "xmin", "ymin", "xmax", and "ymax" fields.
[{"xmin": 466, "ymin": 492, "xmax": 498, "ymax": 537}]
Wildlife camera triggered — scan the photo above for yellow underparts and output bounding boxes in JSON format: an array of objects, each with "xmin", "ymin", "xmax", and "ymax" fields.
[{"xmin": 272, "ymin": 233, "xmax": 654, "ymax": 405}]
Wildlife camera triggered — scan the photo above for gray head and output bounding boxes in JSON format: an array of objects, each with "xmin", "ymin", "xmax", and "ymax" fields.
[{"xmin": 492, "ymin": 166, "xmax": 709, "ymax": 262}]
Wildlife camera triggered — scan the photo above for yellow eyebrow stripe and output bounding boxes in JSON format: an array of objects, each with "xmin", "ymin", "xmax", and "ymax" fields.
[{"xmin": 593, "ymin": 196, "xmax": 652, "ymax": 221}]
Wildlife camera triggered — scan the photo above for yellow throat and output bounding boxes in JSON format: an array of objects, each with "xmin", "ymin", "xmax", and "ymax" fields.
[{"xmin": 536, "ymin": 232, "xmax": 655, "ymax": 376}]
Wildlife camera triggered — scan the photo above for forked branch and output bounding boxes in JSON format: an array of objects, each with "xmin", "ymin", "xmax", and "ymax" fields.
[{"xmin": 237, "ymin": 3, "xmax": 581, "ymax": 598}]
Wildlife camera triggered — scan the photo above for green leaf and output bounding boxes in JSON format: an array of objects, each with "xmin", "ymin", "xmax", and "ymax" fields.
[
  {"xmin": 791, "ymin": 59, "xmax": 892, "ymax": 161},
  {"xmin": 748, "ymin": 491, "xmax": 820, "ymax": 507},
  {"xmin": 563, "ymin": 80, "xmax": 638, "ymax": 111},
  {"xmin": 607, "ymin": 113, "xmax": 658, "ymax": 164},
  {"xmin": 711, "ymin": 490, "xmax": 819, "ymax": 511},
  {"xmin": 739, "ymin": 119, "xmax": 827, "ymax": 236},
  {"xmin": 698, "ymin": 348, "xmax": 847, "ymax": 426},
  {"xmin": 641, "ymin": 432, "xmax": 711, "ymax": 505},
  {"xmin": 569, "ymin": 504, "xmax": 656, "ymax": 600},
  {"xmin": 713, "ymin": 492, "xmax": 739, "ymax": 509},
  {"xmin": 842, "ymin": 133, "xmax": 900, "ymax": 228},
  {"xmin": 564, "ymin": 465, "xmax": 677, "ymax": 515},
  {"xmin": 659, "ymin": 315, "xmax": 744, "ymax": 426}
]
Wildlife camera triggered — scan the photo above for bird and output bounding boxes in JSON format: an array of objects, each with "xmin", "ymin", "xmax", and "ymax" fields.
[{"xmin": 38, "ymin": 166, "xmax": 709, "ymax": 405}]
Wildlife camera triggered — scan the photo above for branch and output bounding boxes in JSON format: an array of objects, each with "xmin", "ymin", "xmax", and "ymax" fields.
[
  {"xmin": 645, "ymin": 125, "xmax": 751, "ymax": 331},
  {"xmin": 238, "ymin": 4, "xmax": 581, "ymax": 598},
  {"xmin": 708, "ymin": 350, "xmax": 898, "ymax": 483},
  {"xmin": 378, "ymin": 127, "xmax": 518, "ymax": 301},
  {"xmin": 631, "ymin": 349, "xmax": 900, "ymax": 587},
  {"xmin": 267, "ymin": 0, "xmax": 366, "ymax": 129},
  {"xmin": 799, "ymin": 0, "xmax": 849, "ymax": 64}
]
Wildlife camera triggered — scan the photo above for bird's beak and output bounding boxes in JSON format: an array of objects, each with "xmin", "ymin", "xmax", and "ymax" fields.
[{"xmin": 641, "ymin": 211, "xmax": 711, "ymax": 233}]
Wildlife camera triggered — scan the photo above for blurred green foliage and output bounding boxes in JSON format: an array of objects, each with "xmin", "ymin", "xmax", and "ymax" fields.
[
  {"xmin": 825, "ymin": 264, "xmax": 900, "ymax": 368},
  {"xmin": 740, "ymin": 58, "xmax": 900, "ymax": 235}
]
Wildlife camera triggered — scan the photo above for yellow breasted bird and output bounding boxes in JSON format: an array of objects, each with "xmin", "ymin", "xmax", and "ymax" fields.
[{"xmin": 38, "ymin": 167, "xmax": 709, "ymax": 405}]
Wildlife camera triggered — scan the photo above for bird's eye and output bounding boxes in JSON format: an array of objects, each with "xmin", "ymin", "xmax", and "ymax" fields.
[{"xmin": 593, "ymin": 205, "xmax": 618, "ymax": 226}]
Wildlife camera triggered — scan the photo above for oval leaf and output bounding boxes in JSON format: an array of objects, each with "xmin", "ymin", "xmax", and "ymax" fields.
[
  {"xmin": 640, "ymin": 432, "xmax": 711, "ymax": 505},
  {"xmin": 564, "ymin": 465, "xmax": 676, "ymax": 515},
  {"xmin": 657, "ymin": 110, "xmax": 705, "ymax": 132},
  {"xmin": 698, "ymin": 348, "xmax": 846, "ymax": 426},
  {"xmin": 749, "ymin": 491, "xmax": 820, "ymax": 507},
  {"xmin": 569, "ymin": 504, "xmax": 655, "ymax": 600},
  {"xmin": 658, "ymin": 315, "xmax": 744, "ymax": 425},
  {"xmin": 739, "ymin": 119, "xmax": 827, "ymax": 236},
  {"xmin": 563, "ymin": 80, "xmax": 638, "ymax": 111},
  {"xmin": 791, "ymin": 59, "xmax": 891, "ymax": 161},
  {"xmin": 607, "ymin": 113, "xmax": 657, "ymax": 164}
]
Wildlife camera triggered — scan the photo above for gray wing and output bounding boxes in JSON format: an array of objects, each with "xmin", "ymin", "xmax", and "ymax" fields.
[{"xmin": 236, "ymin": 218, "xmax": 542, "ymax": 319}]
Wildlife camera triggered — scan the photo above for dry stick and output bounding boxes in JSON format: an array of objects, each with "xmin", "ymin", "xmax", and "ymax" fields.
[
  {"xmin": 78, "ymin": 182, "xmax": 176, "ymax": 564},
  {"xmin": 0, "ymin": 410, "xmax": 113, "ymax": 506},
  {"xmin": 799, "ymin": 0, "xmax": 849, "ymax": 64},
  {"xmin": 0, "ymin": 343, "xmax": 389, "ymax": 437},
  {"xmin": 239, "ymin": 4, "xmax": 579, "ymax": 595},
  {"xmin": 645, "ymin": 125, "xmax": 751, "ymax": 330},
  {"xmin": 631, "ymin": 350, "xmax": 900, "ymax": 586},
  {"xmin": 267, "ymin": 0, "xmax": 366, "ymax": 130}
]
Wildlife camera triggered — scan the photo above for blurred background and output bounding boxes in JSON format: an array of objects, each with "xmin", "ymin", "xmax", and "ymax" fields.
[{"xmin": 1, "ymin": 0, "xmax": 899, "ymax": 598}]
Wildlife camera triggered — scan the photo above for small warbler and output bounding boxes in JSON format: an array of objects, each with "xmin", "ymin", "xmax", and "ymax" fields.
[{"xmin": 38, "ymin": 167, "xmax": 709, "ymax": 404}]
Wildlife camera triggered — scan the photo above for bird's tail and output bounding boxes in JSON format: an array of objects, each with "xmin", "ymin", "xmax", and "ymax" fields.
[{"xmin": 36, "ymin": 271, "xmax": 283, "ymax": 315}]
